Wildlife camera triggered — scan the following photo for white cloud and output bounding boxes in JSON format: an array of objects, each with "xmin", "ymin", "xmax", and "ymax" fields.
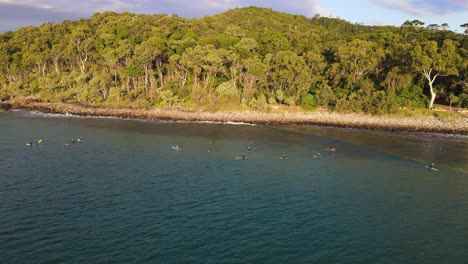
[
  {"xmin": 372, "ymin": 0, "xmax": 468, "ymax": 16},
  {"xmin": 0, "ymin": 0, "xmax": 53, "ymax": 9},
  {"xmin": 53, "ymin": 0, "xmax": 140, "ymax": 13},
  {"xmin": 303, "ymin": 0, "xmax": 331, "ymax": 17},
  {"xmin": 372, "ymin": 0, "xmax": 429, "ymax": 16},
  {"xmin": 142, "ymin": 0, "xmax": 331, "ymax": 18},
  {"xmin": 0, "ymin": 0, "xmax": 334, "ymax": 19},
  {"xmin": 0, "ymin": 0, "xmax": 143, "ymax": 15}
]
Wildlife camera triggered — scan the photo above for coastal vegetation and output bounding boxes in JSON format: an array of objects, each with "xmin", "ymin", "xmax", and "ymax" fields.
[{"xmin": 0, "ymin": 7, "xmax": 467, "ymax": 115}]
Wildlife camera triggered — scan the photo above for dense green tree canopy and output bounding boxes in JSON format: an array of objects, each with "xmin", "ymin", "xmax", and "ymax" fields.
[{"xmin": 0, "ymin": 7, "xmax": 467, "ymax": 112}]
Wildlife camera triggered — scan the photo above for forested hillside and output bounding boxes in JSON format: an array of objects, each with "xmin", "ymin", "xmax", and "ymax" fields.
[{"xmin": 0, "ymin": 7, "xmax": 467, "ymax": 113}]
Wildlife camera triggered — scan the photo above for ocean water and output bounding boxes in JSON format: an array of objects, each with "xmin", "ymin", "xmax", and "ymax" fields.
[{"xmin": 0, "ymin": 110, "xmax": 467, "ymax": 264}]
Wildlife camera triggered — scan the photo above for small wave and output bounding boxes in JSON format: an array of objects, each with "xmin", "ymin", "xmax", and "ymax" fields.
[
  {"xmin": 30, "ymin": 111, "xmax": 115, "ymax": 119},
  {"xmin": 183, "ymin": 120, "xmax": 256, "ymax": 126},
  {"xmin": 224, "ymin": 121, "xmax": 256, "ymax": 126},
  {"xmin": 28, "ymin": 110, "xmax": 257, "ymax": 126},
  {"xmin": 151, "ymin": 119, "xmax": 256, "ymax": 126}
]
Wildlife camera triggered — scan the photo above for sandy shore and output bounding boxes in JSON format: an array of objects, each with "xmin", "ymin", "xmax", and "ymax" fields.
[{"xmin": 1, "ymin": 101, "xmax": 467, "ymax": 135}]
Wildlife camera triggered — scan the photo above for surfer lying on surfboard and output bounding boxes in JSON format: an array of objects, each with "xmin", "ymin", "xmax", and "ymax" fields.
[{"xmin": 425, "ymin": 162, "xmax": 439, "ymax": 171}]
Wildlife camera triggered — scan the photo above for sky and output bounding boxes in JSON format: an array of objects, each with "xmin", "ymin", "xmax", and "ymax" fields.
[{"xmin": 0, "ymin": 0, "xmax": 467, "ymax": 33}]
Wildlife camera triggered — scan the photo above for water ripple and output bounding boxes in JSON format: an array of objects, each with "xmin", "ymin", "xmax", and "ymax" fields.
[{"xmin": 0, "ymin": 111, "xmax": 467, "ymax": 263}]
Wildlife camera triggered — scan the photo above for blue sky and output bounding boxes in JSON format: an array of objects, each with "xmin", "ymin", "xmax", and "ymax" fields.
[{"xmin": 0, "ymin": 0, "xmax": 467, "ymax": 33}]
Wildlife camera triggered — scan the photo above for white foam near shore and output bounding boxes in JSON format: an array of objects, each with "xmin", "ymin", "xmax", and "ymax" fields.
[
  {"xmin": 29, "ymin": 111, "xmax": 115, "ymax": 119},
  {"xmin": 10, "ymin": 103, "xmax": 467, "ymax": 134},
  {"xmin": 27, "ymin": 110, "xmax": 257, "ymax": 126}
]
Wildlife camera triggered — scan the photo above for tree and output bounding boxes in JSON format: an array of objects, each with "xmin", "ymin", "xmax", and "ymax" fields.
[
  {"xmin": 179, "ymin": 45, "xmax": 230, "ymax": 101},
  {"xmin": 265, "ymin": 51, "xmax": 310, "ymax": 104},
  {"xmin": 461, "ymin": 23, "xmax": 468, "ymax": 35},
  {"xmin": 133, "ymin": 36, "xmax": 168, "ymax": 92},
  {"xmin": 411, "ymin": 40, "xmax": 461, "ymax": 109},
  {"xmin": 303, "ymin": 43, "xmax": 327, "ymax": 90},
  {"xmin": 335, "ymin": 39, "xmax": 384, "ymax": 86},
  {"xmin": 448, "ymin": 92, "xmax": 459, "ymax": 111},
  {"xmin": 401, "ymin": 20, "xmax": 413, "ymax": 27},
  {"xmin": 240, "ymin": 57, "xmax": 268, "ymax": 102},
  {"xmin": 411, "ymin": 20, "xmax": 425, "ymax": 27},
  {"xmin": 70, "ymin": 24, "xmax": 94, "ymax": 74},
  {"xmin": 381, "ymin": 67, "xmax": 412, "ymax": 93},
  {"xmin": 232, "ymin": 38, "xmax": 257, "ymax": 59},
  {"xmin": 427, "ymin": 24, "xmax": 439, "ymax": 30},
  {"xmin": 402, "ymin": 20, "xmax": 425, "ymax": 27}
]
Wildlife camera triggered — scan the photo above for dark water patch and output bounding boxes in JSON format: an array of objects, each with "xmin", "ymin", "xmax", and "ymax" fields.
[{"xmin": 281, "ymin": 124, "xmax": 468, "ymax": 174}]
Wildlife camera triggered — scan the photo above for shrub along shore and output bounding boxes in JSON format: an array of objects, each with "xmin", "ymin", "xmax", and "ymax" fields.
[{"xmin": 2, "ymin": 100, "xmax": 467, "ymax": 135}]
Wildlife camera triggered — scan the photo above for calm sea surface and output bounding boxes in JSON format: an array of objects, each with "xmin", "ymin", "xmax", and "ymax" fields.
[{"xmin": 1, "ymin": 111, "xmax": 467, "ymax": 263}]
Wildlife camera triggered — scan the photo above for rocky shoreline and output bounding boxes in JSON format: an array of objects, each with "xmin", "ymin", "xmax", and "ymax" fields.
[{"xmin": 2, "ymin": 101, "xmax": 467, "ymax": 135}]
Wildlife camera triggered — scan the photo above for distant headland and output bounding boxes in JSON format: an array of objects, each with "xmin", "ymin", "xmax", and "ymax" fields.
[{"xmin": 0, "ymin": 7, "xmax": 466, "ymax": 133}]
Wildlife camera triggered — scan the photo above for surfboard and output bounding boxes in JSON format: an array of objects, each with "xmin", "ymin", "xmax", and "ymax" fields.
[
  {"xmin": 425, "ymin": 166, "xmax": 439, "ymax": 171},
  {"xmin": 280, "ymin": 157, "xmax": 287, "ymax": 160},
  {"xmin": 235, "ymin": 157, "xmax": 247, "ymax": 160},
  {"xmin": 171, "ymin": 146, "xmax": 181, "ymax": 151}
]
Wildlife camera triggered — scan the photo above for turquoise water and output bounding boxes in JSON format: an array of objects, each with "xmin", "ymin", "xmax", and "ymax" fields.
[{"xmin": 1, "ymin": 111, "xmax": 467, "ymax": 263}]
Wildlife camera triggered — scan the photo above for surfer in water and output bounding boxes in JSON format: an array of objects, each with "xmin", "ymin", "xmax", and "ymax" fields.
[
  {"xmin": 325, "ymin": 146, "xmax": 336, "ymax": 152},
  {"xmin": 247, "ymin": 146, "xmax": 251, "ymax": 152},
  {"xmin": 242, "ymin": 152, "xmax": 246, "ymax": 160},
  {"xmin": 281, "ymin": 154, "xmax": 287, "ymax": 160},
  {"xmin": 208, "ymin": 140, "xmax": 215, "ymax": 152},
  {"xmin": 172, "ymin": 145, "xmax": 181, "ymax": 151},
  {"xmin": 425, "ymin": 162, "xmax": 439, "ymax": 171}
]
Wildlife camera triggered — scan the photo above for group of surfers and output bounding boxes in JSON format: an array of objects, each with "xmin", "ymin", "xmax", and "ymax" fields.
[
  {"xmin": 25, "ymin": 139, "xmax": 42, "ymax": 146},
  {"xmin": 171, "ymin": 142, "xmax": 337, "ymax": 161},
  {"xmin": 64, "ymin": 138, "xmax": 85, "ymax": 146},
  {"xmin": 25, "ymin": 138, "xmax": 84, "ymax": 147},
  {"xmin": 27, "ymin": 138, "xmax": 437, "ymax": 170}
]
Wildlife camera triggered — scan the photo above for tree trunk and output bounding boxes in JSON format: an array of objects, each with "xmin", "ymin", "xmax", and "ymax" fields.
[
  {"xmin": 40, "ymin": 60, "xmax": 47, "ymax": 77},
  {"xmin": 53, "ymin": 58, "xmax": 60, "ymax": 75},
  {"xmin": 423, "ymin": 68, "xmax": 439, "ymax": 110},
  {"xmin": 173, "ymin": 65, "xmax": 187, "ymax": 87},
  {"xmin": 156, "ymin": 60, "xmax": 164, "ymax": 88},
  {"xmin": 79, "ymin": 58, "xmax": 86, "ymax": 74},
  {"xmin": 126, "ymin": 77, "xmax": 130, "ymax": 93},
  {"xmin": 144, "ymin": 64, "xmax": 149, "ymax": 93},
  {"xmin": 428, "ymin": 78, "xmax": 436, "ymax": 110}
]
